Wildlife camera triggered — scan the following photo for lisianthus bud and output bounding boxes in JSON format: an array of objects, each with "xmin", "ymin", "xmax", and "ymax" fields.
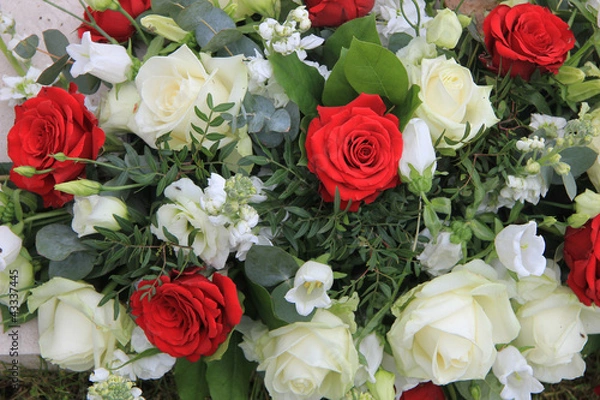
[
  {"xmin": 12, "ymin": 166, "xmax": 39, "ymax": 178},
  {"xmin": 399, "ymin": 118, "xmax": 436, "ymax": 194},
  {"xmin": 426, "ymin": 8, "xmax": 463, "ymax": 49},
  {"xmin": 54, "ymin": 179, "xmax": 103, "ymax": 196},
  {"xmin": 140, "ymin": 15, "xmax": 189, "ymax": 43},
  {"xmin": 568, "ymin": 189, "xmax": 600, "ymax": 228},
  {"xmin": 366, "ymin": 369, "xmax": 396, "ymax": 400},
  {"xmin": 555, "ymin": 66, "xmax": 586, "ymax": 85},
  {"xmin": 83, "ymin": 0, "xmax": 118, "ymax": 11}
]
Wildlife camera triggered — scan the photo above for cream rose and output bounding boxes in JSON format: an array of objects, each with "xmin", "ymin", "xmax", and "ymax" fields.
[
  {"xmin": 253, "ymin": 309, "xmax": 359, "ymax": 400},
  {"xmin": 387, "ymin": 260, "xmax": 520, "ymax": 385},
  {"xmin": 411, "ymin": 56, "xmax": 499, "ymax": 149},
  {"xmin": 27, "ymin": 277, "xmax": 134, "ymax": 371},
  {"xmin": 71, "ymin": 195, "xmax": 129, "ymax": 237},
  {"xmin": 131, "ymin": 45, "xmax": 248, "ymax": 152},
  {"xmin": 97, "ymin": 82, "xmax": 140, "ymax": 134}
]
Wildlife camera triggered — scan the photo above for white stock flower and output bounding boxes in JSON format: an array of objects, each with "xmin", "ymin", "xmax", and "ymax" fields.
[
  {"xmin": 492, "ymin": 346, "xmax": 544, "ymax": 400},
  {"xmin": 417, "ymin": 230, "xmax": 463, "ymax": 276},
  {"xmin": 498, "ymin": 174, "xmax": 549, "ymax": 208},
  {"xmin": 0, "ymin": 67, "xmax": 43, "ymax": 105},
  {"xmin": 253, "ymin": 309, "xmax": 359, "ymax": 400},
  {"xmin": 0, "ymin": 225, "xmax": 22, "ymax": 272},
  {"xmin": 71, "ymin": 195, "xmax": 129, "ymax": 237},
  {"xmin": 411, "ymin": 56, "xmax": 499, "ymax": 149},
  {"xmin": 529, "ymin": 113, "xmax": 567, "ymax": 138},
  {"xmin": 284, "ymin": 260, "xmax": 334, "ymax": 316},
  {"xmin": 27, "ymin": 277, "xmax": 134, "ymax": 371},
  {"xmin": 246, "ymin": 50, "xmax": 290, "ymax": 107},
  {"xmin": 399, "ymin": 118, "xmax": 437, "ymax": 181},
  {"xmin": 67, "ymin": 31, "xmax": 132, "ymax": 84},
  {"xmin": 494, "ymin": 221, "xmax": 546, "ymax": 277},
  {"xmin": 131, "ymin": 45, "xmax": 248, "ymax": 153},
  {"xmin": 387, "ymin": 260, "xmax": 520, "ymax": 385},
  {"xmin": 373, "ymin": 0, "xmax": 432, "ymax": 40}
]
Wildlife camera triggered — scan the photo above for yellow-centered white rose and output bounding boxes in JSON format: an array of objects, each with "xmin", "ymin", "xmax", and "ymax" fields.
[
  {"xmin": 131, "ymin": 45, "xmax": 249, "ymax": 153},
  {"xmin": 411, "ymin": 56, "xmax": 499, "ymax": 149},
  {"xmin": 387, "ymin": 260, "xmax": 520, "ymax": 385},
  {"xmin": 28, "ymin": 277, "xmax": 134, "ymax": 372}
]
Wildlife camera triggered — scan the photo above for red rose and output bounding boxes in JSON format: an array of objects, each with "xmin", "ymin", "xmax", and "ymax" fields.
[
  {"xmin": 482, "ymin": 3, "xmax": 575, "ymax": 80},
  {"xmin": 400, "ymin": 382, "xmax": 446, "ymax": 400},
  {"xmin": 130, "ymin": 268, "xmax": 243, "ymax": 362},
  {"xmin": 78, "ymin": 0, "xmax": 152, "ymax": 43},
  {"xmin": 7, "ymin": 84, "xmax": 105, "ymax": 208},
  {"xmin": 306, "ymin": 93, "xmax": 403, "ymax": 212},
  {"xmin": 305, "ymin": 0, "xmax": 375, "ymax": 27},
  {"xmin": 564, "ymin": 215, "xmax": 600, "ymax": 306}
]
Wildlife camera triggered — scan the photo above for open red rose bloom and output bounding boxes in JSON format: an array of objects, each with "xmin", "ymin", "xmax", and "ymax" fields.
[
  {"xmin": 305, "ymin": 0, "xmax": 375, "ymax": 27},
  {"xmin": 305, "ymin": 93, "xmax": 403, "ymax": 212},
  {"xmin": 564, "ymin": 215, "xmax": 600, "ymax": 306},
  {"xmin": 7, "ymin": 84, "xmax": 105, "ymax": 208},
  {"xmin": 78, "ymin": 0, "xmax": 152, "ymax": 43},
  {"xmin": 482, "ymin": 3, "xmax": 575, "ymax": 80},
  {"xmin": 130, "ymin": 268, "xmax": 243, "ymax": 362}
]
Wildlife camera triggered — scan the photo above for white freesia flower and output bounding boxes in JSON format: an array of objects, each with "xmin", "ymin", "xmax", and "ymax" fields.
[
  {"xmin": 67, "ymin": 31, "xmax": 132, "ymax": 84},
  {"xmin": 495, "ymin": 221, "xmax": 546, "ymax": 277},
  {"xmin": 492, "ymin": 346, "xmax": 544, "ymax": 400},
  {"xmin": 513, "ymin": 286, "xmax": 600, "ymax": 383},
  {"xmin": 417, "ymin": 231, "xmax": 463, "ymax": 276},
  {"xmin": 399, "ymin": 118, "xmax": 436, "ymax": 182},
  {"xmin": 252, "ymin": 309, "xmax": 359, "ymax": 400},
  {"xmin": 131, "ymin": 45, "xmax": 249, "ymax": 154},
  {"xmin": 71, "ymin": 195, "xmax": 129, "ymax": 238},
  {"xmin": 387, "ymin": 260, "xmax": 520, "ymax": 385},
  {"xmin": 27, "ymin": 277, "xmax": 134, "ymax": 371},
  {"xmin": 410, "ymin": 56, "xmax": 499, "ymax": 149},
  {"xmin": 0, "ymin": 254, "xmax": 34, "ymax": 307},
  {"xmin": 0, "ymin": 225, "xmax": 22, "ymax": 272},
  {"xmin": 285, "ymin": 260, "xmax": 334, "ymax": 316}
]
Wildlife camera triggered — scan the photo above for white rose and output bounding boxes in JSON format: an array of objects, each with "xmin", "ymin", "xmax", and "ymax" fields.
[
  {"xmin": 27, "ymin": 277, "xmax": 134, "ymax": 371},
  {"xmin": 71, "ymin": 195, "xmax": 129, "ymax": 238},
  {"xmin": 513, "ymin": 286, "xmax": 600, "ymax": 383},
  {"xmin": 417, "ymin": 231, "xmax": 463, "ymax": 276},
  {"xmin": 399, "ymin": 118, "xmax": 437, "ymax": 182},
  {"xmin": 426, "ymin": 8, "xmax": 463, "ymax": 49},
  {"xmin": 494, "ymin": 221, "xmax": 546, "ymax": 277},
  {"xmin": 387, "ymin": 260, "xmax": 520, "ymax": 385},
  {"xmin": 152, "ymin": 178, "xmax": 230, "ymax": 269},
  {"xmin": 412, "ymin": 56, "xmax": 499, "ymax": 149},
  {"xmin": 0, "ymin": 255, "xmax": 34, "ymax": 307},
  {"xmin": 0, "ymin": 225, "xmax": 22, "ymax": 272},
  {"xmin": 66, "ymin": 31, "xmax": 132, "ymax": 84},
  {"xmin": 254, "ymin": 309, "xmax": 359, "ymax": 399},
  {"xmin": 131, "ymin": 45, "xmax": 248, "ymax": 152},
  {"xmin": 97, "ymin": 82, "xmax": 140, "ymax": 134}
]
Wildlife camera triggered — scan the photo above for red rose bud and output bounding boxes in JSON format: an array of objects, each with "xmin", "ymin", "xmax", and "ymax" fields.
[
  {"xmin": 564, "ymin": 215, "xmax": 600, "ymax": 306},
  {"xmin": 305, "ymin": 0, "xmax": 375, "ymax": 27},
  {"xmin": 305, "ymin": 93, "xmax": 403, "ymax": 212},
  {"xmin": 7, "ymin": 85, "xmax": 105, "ymax": 208},
  {"xmin": 130, "ymin": 269, "xmax": 243, "ymax": 362},
  {"xmin": 78, "ymin": 0, "xmax": 152, "ymax": 43},
  {"xmin": 482, "ymin": 3, "xmax": 575, "ymax": 80},
  {"xmin": 400, "ymin": 382, "xmax": 446, "ymax": 400}
]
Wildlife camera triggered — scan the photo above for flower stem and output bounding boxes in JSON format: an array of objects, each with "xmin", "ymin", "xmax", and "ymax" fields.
[{"xmin": 0, "ymin": 35, "xmax": 26, "ymax": 76}]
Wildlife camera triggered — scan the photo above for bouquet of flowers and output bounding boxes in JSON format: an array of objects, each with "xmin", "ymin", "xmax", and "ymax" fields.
[{"xmin": 2, "ymin": 0, "xmax": 600, "ymax": 398}]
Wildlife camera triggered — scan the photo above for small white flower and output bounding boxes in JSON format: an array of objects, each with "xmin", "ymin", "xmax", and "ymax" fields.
[
  {"xmin": 284, "ymin": 261, "xmax": 334, "ymax": 316},
  {"xmin": 67, "ymin": 31, "xmax": 132, "ymax": 84},
  {"xmin": 530, "ymin": 113, "xmax": 567, "ymax": 138},
  {"xmin": 417, "ymin": 231, "xmax": 463, "ymax": 276},
  {"xmin": 492, "ymin": 346, "xmax": 544, "ymax": 400},
  {"xmin": 0, "ymin": 225, "xmax": 22, "ymax": 272},
  {"xmin": 355, "ymin": 333, "xmax": 385, "ymax": 386},
  {"xmin": 0, "ymin": 67, "xmax": 43, "ymax": 105},
  {"xmin": 89, "ymin": 368, "xmax": 110, "ymax": 383},
  {"xmin": 495, "ymin": 221, "xmax": 546, "ymax": 277}
]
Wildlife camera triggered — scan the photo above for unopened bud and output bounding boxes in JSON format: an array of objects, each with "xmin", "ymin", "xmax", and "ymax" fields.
[
  {"xmin": 141, "ymin": 15, "xmax": 189, "ymax": 43},
  {"xmin": 54, "ymin": 179, "xmax": 103, "ymax": 196},
  {"xmin": 83, "ymin": 0, "xmax": 118, "ymax": 11},
  {"xmin": 555, "ymin": 66, "xmax": 585, "ymax": 85},
  {"xmin": 13, "ymin": 166, "xmax": 39, "ymax": 178}
]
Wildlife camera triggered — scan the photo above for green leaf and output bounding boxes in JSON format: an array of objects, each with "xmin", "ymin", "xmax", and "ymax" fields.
[
  {"xmin": 174, "ymin": 358, "xmax": 209, "ymax": 400},
  {"xmin": 206, "ymin": 332, "xmax": 255, "ymax": 400},
  {"xmin": 344, "ymin": 39, "xmax": 409, "ymax": 106},
  {"xmin": 559, "ymin": 146, "xmax": 597, "ymax": 178},
  {"xmin": 43, "ymin": 29, "xmax": 70, "ymax": 60},
  {"xmin": 48, "ymin": 251, "xmax": 96, "ymax": 280},
  {"xmin": 36, "ymin": 224, "xmax": 89, "ymax": 261},
  {"xmin": 469, "ymin": 219, "xmax": 496, "ymax": 242},
  {"xmin": 322, "ymin": 14, "xmax": 380, "ymax": 68},
  {"xmin": 271, "ymin": 281, "xmax": 312, "ymax": 323},
  {"xmin": 322, "ymin": 48, "xmax": 359, "ymax": 106},
  {"xmin": 246, "ymin": 279, "xmax": 287, "ymax": 330},
  {"xmin": 269, "ymin": 52, "xmax": 324, "ymax": 117},
  {"xmin": 244, "ymin": 245, "xmax": 299, "ymax": 288},
  {"xmin": 36, "ymin": 54, "xmax": 69, "ymax": 85},
  {"xmin": 202, "ymin": 29, "xmax": 243, "ymax": 53},
  {"xmin": 429, "ymin": 197, "xmax": 451, "ymax": 215},
  {"xmin": 423, "ymin": 203, "xmax": 441, "ymax": 238},
  {"xmin": 14, "ymin": 35, "xmax": 39, "ymax": 59}
]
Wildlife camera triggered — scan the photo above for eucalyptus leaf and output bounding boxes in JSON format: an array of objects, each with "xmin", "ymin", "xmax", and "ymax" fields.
[
  {"xmin": 36, "ymin": 54, "xmax": 69, "ymax": 85},
  {"xmin": 267, "ymin": 109, "xmax": 291, "ymax": 133},
  {"xmin": 271, "ymin": 281, "xmax": 313, "ymax": 323},
  {"xmin": 152, "ymin": 0, "xmax": 198, "ymax": 15},
  {"xmin": 43, "ymin": 29, "xmax": 69, "ymax": 59},
  {"xmin": 244, "ymin": 245, "xmax": 299, "ymax": 288},
  {"xmin": 48, "ymin": 251, "xmax": 96, "ymax": 280},
  {"xmin": 215, "ymin": 35, "xmax": 261, "ymax": 57},
  {"xmin": 246, "ymin": 279, "xmax": 287, "ymax": 330},
  {"xmin": 14, "ymin": 35, "xmax": 39, "ymax": 59},
  {"xmin": 559, "ymin": 146, "xmax": 597, "ymax": 178},
  {"xmin": 36, "ymin": 224, "xmax": 89, "ymax": 261},
  {"xmin": 202, "ymin": 29, "xmax": 243, "ymax": 53}
]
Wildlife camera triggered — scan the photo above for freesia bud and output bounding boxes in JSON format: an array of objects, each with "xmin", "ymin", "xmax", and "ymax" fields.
[
  {"xmin": 426, "ymin": 8, "xmax": 463, "ymax": 49},
  {"xmin": 83, "ymin": 0, "xmax": 118, "ymax": 11},
  {"xmin": 54, "ymin": 179, "xmax": 103, "ymax": 196},
  {"xmin": 141, "ymin": 15, "xmax": 190, "ymax": 43}
]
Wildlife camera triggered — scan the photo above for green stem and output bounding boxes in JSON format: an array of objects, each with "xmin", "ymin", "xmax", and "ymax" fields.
[
  {"xmin": 115, "ymin": 3, "xmax": 150, "ymax": 45},
  {"xmin": 0, "ymin": 35, "xmax": 26, "ymax": 76},
  {"xmin": 22, "ymin": 209, "xmax": 69, "ymax": 224}
]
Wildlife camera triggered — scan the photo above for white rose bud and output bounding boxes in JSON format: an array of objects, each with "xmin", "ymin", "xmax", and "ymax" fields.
[
  {"xmin": 399, "ymin": 118, "xmax": 437, "ymax": 193},
  {"xmin": 426, "ymin": 8, "xmax": 463, "ymax": 49},
  {"xmin": 71, "ymin": 195, "xmax": 129, "ymax": 238},
  {"xmin": 67, "ymin": 32, "xmax": 132, "ymax": 84}
]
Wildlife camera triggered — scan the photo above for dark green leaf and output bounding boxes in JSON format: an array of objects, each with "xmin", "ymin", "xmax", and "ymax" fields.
[
  {"xmin": 36, "ymin": 224, "xmax": 89, "ymax": 261},
  {"xmin": 174, "ymin": 358, "xmax": 209, "ymax": 400},
  {"xmin": 244, "ymin": 245, "xmax": 299, "ymax": 288},
  {"xmin": 49, "ymin": 251, "xmax": 96, "ymax": 280},
  {"xmin": 14, "ymin": 35, "xmax": 39, "ymax": 59},
  {"xmin": 36, "ymin": 54, "xmax": 69, "ymax": 85},
  {"xmin": 322, "ymin": 14, "xmax": 380, "ymax": 68},
  {"xmin": 43, "ymin": 29, "xmax": 69, "ymax": 59}
]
